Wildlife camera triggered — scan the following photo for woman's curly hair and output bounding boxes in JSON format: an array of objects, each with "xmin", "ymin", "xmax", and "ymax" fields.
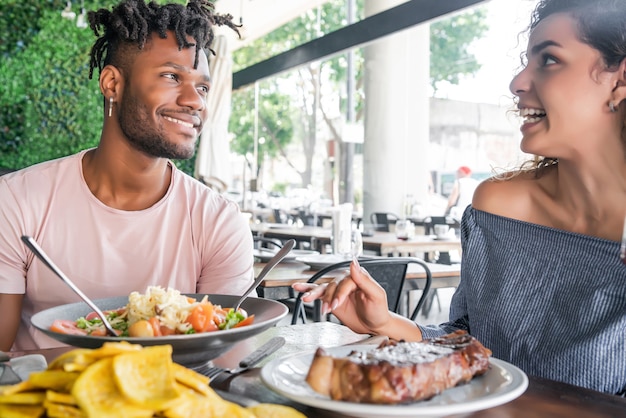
[{"xmin": 87, "ymin": 0, "xmax": 240, "ymax": 79}]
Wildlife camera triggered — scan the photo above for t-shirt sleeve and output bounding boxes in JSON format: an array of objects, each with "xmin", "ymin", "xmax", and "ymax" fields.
[
  {"xmin": 196, "ymin": 199, "xmax": 254, "ymax": 295},
  {"xmin": 0, "ymin": 177, "xmax": 27, "ymax": 294}
]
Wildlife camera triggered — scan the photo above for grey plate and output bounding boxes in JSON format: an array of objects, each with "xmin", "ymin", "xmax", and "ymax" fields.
[{"xmin": 31, "ymin": 294, "xmax": 288, "ymax": 367}]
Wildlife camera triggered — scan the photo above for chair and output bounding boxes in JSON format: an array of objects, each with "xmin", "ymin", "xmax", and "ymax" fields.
[
  {"xmin": 253, "ymin": 236, "xmax": 283, "ymax": 250},
  {"xmin": 291, "ymin": 257, "xmax": 431, "ymax": 324},
  {"xmin": 370, "ymin": 212, "xmax": 400, "ymax": 232}
]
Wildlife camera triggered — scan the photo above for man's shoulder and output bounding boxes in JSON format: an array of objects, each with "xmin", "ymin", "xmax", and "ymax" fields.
[{"xmin": 1, "ymin": 152, "xmax": 82, "ymax": 189}]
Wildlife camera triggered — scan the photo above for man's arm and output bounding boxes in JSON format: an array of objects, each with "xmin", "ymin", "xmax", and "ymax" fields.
[{"xmin": 0, "ymin": 293, "xmax": 23, "ymax": 351}]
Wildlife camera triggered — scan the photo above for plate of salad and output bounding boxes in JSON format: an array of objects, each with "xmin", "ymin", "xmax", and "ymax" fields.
[{"xmin": 31, "ymin": 287, "xmax": 288, "ymax": 366}]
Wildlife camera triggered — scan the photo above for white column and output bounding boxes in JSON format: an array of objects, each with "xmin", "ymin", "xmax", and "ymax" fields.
[{"xmin": 362, "ymin": 0, "xmax": 430, "ymax": 222}]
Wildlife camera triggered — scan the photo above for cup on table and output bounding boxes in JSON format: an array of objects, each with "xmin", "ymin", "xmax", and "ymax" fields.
[
  {"xmin": 434, "ymin": 224, "xmax": 450, "ymax": 239},
  {"xmin": 395, "ymin": 219, "xmax": 414, "ymax": 240}
]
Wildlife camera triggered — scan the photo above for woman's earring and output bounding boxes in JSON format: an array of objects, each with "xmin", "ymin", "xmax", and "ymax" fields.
[
  {"xmin": 108, "ymin": 97, "xmax": 114, "ymax": 117},
  {"xmin": 609, "ymin": 101, "xmax": 617, "ymax": 113}
]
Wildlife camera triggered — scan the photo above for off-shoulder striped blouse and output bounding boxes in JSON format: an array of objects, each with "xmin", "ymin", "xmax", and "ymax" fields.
[{"xmin": 419, "ymin": 207, "xmax": 626, "ymax": 395}]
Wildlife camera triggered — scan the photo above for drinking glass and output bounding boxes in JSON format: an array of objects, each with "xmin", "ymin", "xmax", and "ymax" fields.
[{"xmin": 351, "ymin": 229, "xmax": 363, "ymax": 258}]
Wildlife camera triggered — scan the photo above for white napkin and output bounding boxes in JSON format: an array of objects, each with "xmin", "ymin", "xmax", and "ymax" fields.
[
  {"xmin": 0, "ymin": 354, "xmax": 47, "ymax": 384},
  {"xmin": 331, "ymin": 203, "xmax": 353, "ymax": 256}
]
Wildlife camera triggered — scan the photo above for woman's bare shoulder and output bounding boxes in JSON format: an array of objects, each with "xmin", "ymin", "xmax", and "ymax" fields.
[{"xmin": 472, "ymin": 171, "xmax": 544, "ymax": 219}]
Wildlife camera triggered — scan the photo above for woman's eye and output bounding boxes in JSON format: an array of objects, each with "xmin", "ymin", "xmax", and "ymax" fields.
[{"xmin": 540, "ymin": 54, "xmax": 557, "ymax": 66}]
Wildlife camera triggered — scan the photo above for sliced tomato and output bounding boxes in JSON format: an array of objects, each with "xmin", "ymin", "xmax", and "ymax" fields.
[
  {"xmin": 148, "ymin": 317, "xmax": 163, "ymax": 337},
  {"xmin": 233, "ymin": 314, "xmax": 255, "ymax": 328},
  {"xmin": 187, "ymin": 304, "xmax": 218, "ymax": 333},
  {"xmin": 159, "ymin": 325, "xmax": 177, "ymax": 336},
  {"xmin": 50, "ymin": 320, "xmax": 88, "ymax": 336}
]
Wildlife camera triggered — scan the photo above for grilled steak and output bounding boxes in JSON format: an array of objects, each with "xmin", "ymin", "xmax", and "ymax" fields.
[{"xmin": 306, "ymin": 330, "xmax": 492, "ymax": 404}]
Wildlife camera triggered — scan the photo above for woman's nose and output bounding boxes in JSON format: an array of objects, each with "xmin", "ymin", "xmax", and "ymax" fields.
[{"xmin": 509, "ymin": 67, "xmax": 530, "ymax": 97}]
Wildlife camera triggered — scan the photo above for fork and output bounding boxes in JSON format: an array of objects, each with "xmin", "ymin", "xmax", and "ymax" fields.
[{"xmin": 192, "ymin": 336, "xmax": 285, "ymax": 379}]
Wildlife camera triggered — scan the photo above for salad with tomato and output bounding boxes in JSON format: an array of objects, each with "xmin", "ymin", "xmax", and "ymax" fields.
[{"xmin": 50, "ymin": 286, "xmax": 255, "ymax": 338}]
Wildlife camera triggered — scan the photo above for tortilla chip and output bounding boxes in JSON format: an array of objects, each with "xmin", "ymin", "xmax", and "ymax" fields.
[
  {"xmin": 0, "ymin": 392, "xmax": 46, "ymax": 405},
  {"xmin": 28, "ymin": 371, "xmax": 79, "ymax": 392},
  {"xmin": 0, "ymin": 403, "xmax": 45, "ymax": 418},
  {"xmin": 71, "ymin": 357, "xmax": 153, "ymax": 418},
  {"xmin": 0, "ymin": 382, "xmax": 36, "ymax": 396},
  {"xmin": 45, "ymin": 390, "xmax": 77, "ymax": 405},
  {"xmin": 112, "ymin": 345, "xmax": 179, "ymax": 410},
  {"xmin": 43, "ymin": 400, "xmax": 85, "ymax": 418},
  {"xmin": 47, "ymin": 349, "xmax": 93, "ymax": 372},
  {"xmin": 162, "ymin": 384, "xmax": 255, "ymax": 418},
  {"xmin": 247, "ymin": 403, "xmax": 308, "ymax": 418},
  {"xmin": 172, "ymin": 363, "xmax": 211, "ymax": 396}
]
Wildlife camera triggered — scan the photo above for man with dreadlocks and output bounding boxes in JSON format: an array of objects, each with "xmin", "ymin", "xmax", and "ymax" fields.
[{"xmin": 0, "ymin": 0, "xmax": 253, "ymax": 351}]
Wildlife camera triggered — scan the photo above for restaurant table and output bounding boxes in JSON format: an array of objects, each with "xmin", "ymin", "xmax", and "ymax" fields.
[
  {"xmin": 254, "ymin": 259, "xmax": 460, "ymax": 299},
  {"xmin": 251, "ymin": 224, "xmax": 462, "ymax": 257},
  {"xmin": 12, "ymin": 322, "xmax": 626, "ymax": 417}
]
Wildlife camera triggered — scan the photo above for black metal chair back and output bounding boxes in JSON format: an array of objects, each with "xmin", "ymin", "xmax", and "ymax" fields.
[
  {"xmin": 291, "ymin": 257, "xmax": 431, "ymax": 324},
  {"xmin": 370, "ymin": 212, "xmax": 399, "ymax": 232}
]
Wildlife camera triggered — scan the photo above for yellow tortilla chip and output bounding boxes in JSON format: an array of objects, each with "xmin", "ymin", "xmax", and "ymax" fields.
[
  {"xmin": 0, "ymin": 391, "xmax": 46, "ymax": 405},
  {"xmin": 89, "ymin": 341, "xmax": 143, "ymax": 359},
  {"xmin": 0, "ymin": 403, "xmax": 45, "ymax": 418},
  {"xmin": 172, "ymin": 363, "xmax": 211, "ymax": 396},
  {"xmin": 112, "ymin": 345, "xmax": 179, "ymax": 410},
  {"xmin": 247, "ymin": 403, "xmax": 308, "ymax": 418},
  {"xmin": 28, "ymin": 370, "xmax": 79, "ymax": 392},
  {"xmin": 0, "ymin": 381, "xmax": 36, "ymax": 396},
  {"xmin": 71, "ymin": 357, "xmax": 153, "ymax": 418},
  {"xmin": 163, "ymin": 384, "xmax": 255, "ymax": 418},
  {"xmin": 45, "ymin": 390, "xmax": 77, "ymax": 405},
  {"xmin": 47, "ymin": 349, "xmax": 93, "ymax": 372},
  {"xmin": 43, "ymin": 400, "xmax": 85, "ymax": 418}
]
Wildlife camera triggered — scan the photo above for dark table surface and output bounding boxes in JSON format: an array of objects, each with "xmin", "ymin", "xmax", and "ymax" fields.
[{"xmin": 12, "ymin": 322, "xmax": 626, "ymax": 417}]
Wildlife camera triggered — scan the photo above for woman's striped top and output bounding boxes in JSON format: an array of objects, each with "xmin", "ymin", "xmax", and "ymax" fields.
[{"xmin": 419, "ymin": 207, "xmax": 626, "ymax": 395}]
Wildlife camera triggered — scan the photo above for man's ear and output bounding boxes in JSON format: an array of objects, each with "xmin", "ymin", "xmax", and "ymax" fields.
[{"xmin": 99, "ymin": 65, "xmax": 123, "ymax": 100}]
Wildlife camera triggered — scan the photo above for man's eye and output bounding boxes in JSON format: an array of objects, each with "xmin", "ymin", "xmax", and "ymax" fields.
[
  {"xmin": 198, "ymin": 85, "xmax": 210, "ymax": 95},
  {"xmin": 163, "ymin": 73, "xmax": 178, "ymax": 81}
]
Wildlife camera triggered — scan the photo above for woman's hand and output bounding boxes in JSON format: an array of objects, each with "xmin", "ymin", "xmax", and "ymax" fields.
[{"xmin": 291, "ymin": 258, "xmax": 394, "ymax": 335}]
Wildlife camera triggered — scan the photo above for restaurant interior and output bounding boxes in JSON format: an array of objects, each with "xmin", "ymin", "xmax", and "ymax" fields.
[{"xmin": 2, "ymin": 0, "xmax": 624, "ymax": 417}]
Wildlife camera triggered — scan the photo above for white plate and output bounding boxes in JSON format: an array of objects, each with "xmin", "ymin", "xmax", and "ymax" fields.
[
  {"xmin": 254, "ymin": 249, "xmax": 320, "ymax": 263},
  {"xmin": 294, "ymin": 254, "xmax": 352, "ymax": 270},
  {"xmin": 261, "ymin": 345, "xmax": 528, "ymax": 418}
]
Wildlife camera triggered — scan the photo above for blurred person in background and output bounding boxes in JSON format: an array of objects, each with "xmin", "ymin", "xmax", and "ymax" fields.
[{"xmin": 444, "ymin": 166, "xmax": 479, "ymax": 221}]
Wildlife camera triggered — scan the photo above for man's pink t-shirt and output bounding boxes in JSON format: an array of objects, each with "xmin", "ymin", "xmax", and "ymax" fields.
[{"xmin": 0, "ymin": 150, "xmax": 254, "ymax": 350}]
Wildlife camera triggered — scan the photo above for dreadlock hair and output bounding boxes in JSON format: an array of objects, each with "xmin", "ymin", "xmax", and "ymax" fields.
[{"xmin": 87, "ymin": 0, "xmax": 240, "ymax": 80}]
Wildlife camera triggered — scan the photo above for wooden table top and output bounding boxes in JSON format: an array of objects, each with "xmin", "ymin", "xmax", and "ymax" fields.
[
  {"xmin": 254, "ymin": 260, "xmax": 461, "ymax": 289},
  {"xmin": 251, "ymin": 224, "xmax": 462, "ymax": 256},
  {"xmin": 11, "ymin": 323, "xmax": 626, "ymax": 417}
]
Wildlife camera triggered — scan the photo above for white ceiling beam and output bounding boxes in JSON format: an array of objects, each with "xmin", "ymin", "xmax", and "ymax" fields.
[{"xmin": 215, "ymin": 0, "xmax": 333, "ymax": 50}]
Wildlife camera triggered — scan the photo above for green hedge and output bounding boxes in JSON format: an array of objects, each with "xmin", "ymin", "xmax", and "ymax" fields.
[{"xmin": 0, "ymin": 0, "xmax": 194, "ymax": 174}]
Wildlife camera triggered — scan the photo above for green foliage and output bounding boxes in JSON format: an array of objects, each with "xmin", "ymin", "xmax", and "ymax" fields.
[
  {"xmin": 430, "ymin": 8, "xmax": 489, "ymax": 92},
  {"xmin": 229, "ymin": 82, "xmax": 294, "ymax": 176},
  {"xmin": 0, "ymin": 0, "xmax": 191, "ymax": 172},
  {"xmin": 0, "ymin": 1, "xmax": 114, "ymax": 169}
]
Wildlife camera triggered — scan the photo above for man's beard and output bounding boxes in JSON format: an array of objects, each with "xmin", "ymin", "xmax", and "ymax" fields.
[{"xmin": 117, "ymin": 94, "xmax": 197, "ymax": 160}]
